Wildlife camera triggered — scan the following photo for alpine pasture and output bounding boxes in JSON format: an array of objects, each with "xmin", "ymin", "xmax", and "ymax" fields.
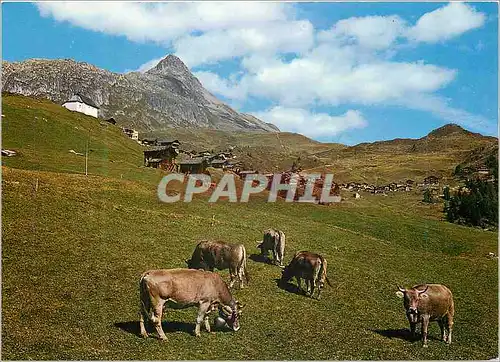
[{"xmin": 2, "ymin": 94, "xmax": 498, "ymax": 360}]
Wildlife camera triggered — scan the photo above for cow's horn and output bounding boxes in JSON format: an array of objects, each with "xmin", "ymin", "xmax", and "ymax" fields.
[
  {"xmin": 417, "ymin": 285, "xmax": 429, "ymax": 294},
  {"xmin": 397, "ymin": 285, "xmax": 406, "ymax": 293}
]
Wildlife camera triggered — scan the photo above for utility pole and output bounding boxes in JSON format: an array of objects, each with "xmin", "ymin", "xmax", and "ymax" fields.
[{"xmin": 85, "ymin": 129, "xmax": 90, "ymax": 176}]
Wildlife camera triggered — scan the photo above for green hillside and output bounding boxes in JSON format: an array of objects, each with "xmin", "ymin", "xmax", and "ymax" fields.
[
  {"xmin": 2, "ymin": 94, "xmax": 498, "ymax": 360},
  {"xmin": 2, "ymin": 93, "xmax": 164, "ymax": 184}
]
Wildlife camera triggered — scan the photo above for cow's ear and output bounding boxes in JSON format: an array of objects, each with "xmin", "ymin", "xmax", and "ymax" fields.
[{"xmin": 396, "ymin": 291, "xmax": 404, "ymax": 298}]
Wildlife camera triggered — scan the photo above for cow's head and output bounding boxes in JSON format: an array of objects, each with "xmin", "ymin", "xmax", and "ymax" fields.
[
  {"xmin": 220, "ymin": 300, "xmax": 244, "ymax": 332},
  {"xmin": 397, "ymin": 285, "xmax": 429, "ymax": 323},
  {"xmin": 185, "ymin": 258, "xmax": 207, "ymax": 270},
  {"xmin": 256, "ymin": 241, "xmax": 265, "ymax": 254},
  {"xmin": 280, "ymin": 265, "xmax": 293, "ymax": 285}
]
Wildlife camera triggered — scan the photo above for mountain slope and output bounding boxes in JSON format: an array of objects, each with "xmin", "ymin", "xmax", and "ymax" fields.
[
  {"xmin": 1, "ymin": 56, "xmax": 278, "ymax": 133},
  {"xmin": 1, "ymin": 93, "xmax": 163, "ymax": 183},
  {"xmin": 3, "ymin": 93, "xmax": 496, "ymax": 184},
  {"xmin": 305, "ymin": 123, "xmax": 497, "ymax": 184}
]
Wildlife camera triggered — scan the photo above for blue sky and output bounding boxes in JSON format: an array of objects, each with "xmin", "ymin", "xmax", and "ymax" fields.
[{"xmin": 2, "ymin": 2, "xmax": 498, "ymax": 145}]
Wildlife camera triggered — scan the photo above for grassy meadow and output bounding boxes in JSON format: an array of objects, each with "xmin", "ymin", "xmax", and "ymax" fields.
[{"xmin": 1, "ymin": 94, "xmax": 498, "ymax": 360}]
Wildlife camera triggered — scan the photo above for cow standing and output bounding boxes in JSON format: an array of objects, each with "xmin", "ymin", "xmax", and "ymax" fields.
[
  {"xmin": 280, "ymin": 251, "xmax": 332, "ymax": 299},
  {"xmin": 139, "ymin": 268, "xmax": 244, "ymax": 340},
  {"xmin": 397, "ymin": 284, "xmax": 455, "ymax": 347},
  {"xmin": 186, "ymin": 240, "xmax": 249, "ymax": 289},
  {"xmin": 257, "ymin": 229, "xmax": 286, "ymax": 266}
]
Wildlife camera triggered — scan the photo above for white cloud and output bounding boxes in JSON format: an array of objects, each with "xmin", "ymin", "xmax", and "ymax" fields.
[
  {"xmin": 36, "ymin": 2, "xmax": 492, "ymax": 137},
  {"xmin": 134, "ymin": 57, "xmax": 163, "ymax": 73},
  {"xmin": 396, "ymin": 93, "xmax": 497, "ymax": 135},
  {"xmin": 174, "ymin": 20, "xmax": 314, "ymax": 67},
  {"xmin": 253, "ymin": 107, "xmax": 367, "ymax": 138},
  {"xmin": 407, "ymin": 2, "xmax": 486, "ymax": 43},
  {"xmin": 194, "ymin": 71, "xmax": 248, "ymax": 101},
  {"xmin": 232, "ymin": 53, "xmax": 456, "ymax": 107},
  {"xmin": 318, "ymin": 15, "xmax": 407, "ymax": 50},
  {"xmin": 36, "ymin": 2, "xmax": 290, "ymax": 43}
]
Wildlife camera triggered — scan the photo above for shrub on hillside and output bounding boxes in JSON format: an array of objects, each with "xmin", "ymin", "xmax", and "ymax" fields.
[
  {"xmin": 445, "ymin": 178, "xmax": 498, "ymax": 228},
  {"xmin": 423, "ymin": 189, "xmax": 434, "ymax": 203}
]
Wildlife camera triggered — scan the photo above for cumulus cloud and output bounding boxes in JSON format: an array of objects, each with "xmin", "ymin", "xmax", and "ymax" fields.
[
  {"xmin": 407, "ymin": 2, "xmax": 486, "ymax": 43},
  {"xmin": 229, "ymin": 54, "xmax": 457, "ymax": 107},
  {"xmin": 174, "ymin": 20, "xmax": 314, "ymax": 67},
  {"xmin": 253, "ymin": 107, "xmax": 368, "ymax": 138},
  {"xmin": 396, "ymin": 93, "xmax": 497, "ymax": 135},
  {"xmin": 36, "ymin": 2, "xmax": 290, "ymax": 43},
  {"xmin": 36, "ymin": 2, "xmax": 491, "ymax": 137},
  {"xmin": 194, "ymin": 71, "xmax": 248, "ymax": 101},
  {"xmin": 318, "ymin": 15, "xmax": 407, "ymax": 50}
]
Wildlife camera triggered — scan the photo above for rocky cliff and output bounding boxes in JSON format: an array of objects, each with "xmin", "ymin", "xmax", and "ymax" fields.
[{"xmin": 2, "ymin": 55, "xmax": 279, "ymax": 132}]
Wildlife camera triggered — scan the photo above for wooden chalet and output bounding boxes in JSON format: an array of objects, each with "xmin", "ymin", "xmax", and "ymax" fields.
[{"xmin": 179, "ymin": 157, "xmax": 209, "ymax": 174}]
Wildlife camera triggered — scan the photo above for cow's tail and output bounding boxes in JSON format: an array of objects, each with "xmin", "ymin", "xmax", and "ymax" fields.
[
  {"xmin": 319, "ymin": 256, "xmax": 332, "ymax": 287},
  {"xmin": 242, "ymin": 246, "xmax": 250, "ymax": 283}
]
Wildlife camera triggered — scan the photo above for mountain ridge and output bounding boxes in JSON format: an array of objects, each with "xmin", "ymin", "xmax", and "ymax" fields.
[{"xmin": 1, "ymin": 56, "xmax": 279, "ymax": 133}]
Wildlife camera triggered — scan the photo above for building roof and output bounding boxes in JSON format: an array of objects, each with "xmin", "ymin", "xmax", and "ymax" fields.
[
  {"xmin": 157, "ymin": 139, "xmax": 180, "ymax": 145},
  {"xmin": 180, "ymin": 158, "xmax": 207, "ymax": 165},
  {"xmin": 64, "ymin": 93, "xmax": 100, "ymax": 109},
  {"xmin": 144, "ymin": 146, "xmax": 178, "ymax": 152},
  {"xmin": 210, "ymin": 159, "xmax": 227, "ymax": 165}
]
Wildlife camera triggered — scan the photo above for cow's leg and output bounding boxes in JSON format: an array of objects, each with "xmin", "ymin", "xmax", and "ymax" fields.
[
  {"xmin": 195, "ymin": 302, "xmax": 211, "ymax": 337},
  {"xmin": 238, "ymin": 267, "xmax": 245, "ymax": 289},
  {"xmin": 409, "ymin": 321, "xmax": 417, "ymax": 341},
  {"xmin": 296, "ymin": 276, "xmax": 302, "ymax": 293},
  {"xmin": 446, "ymin": 313, "xmax": 454, "ymax": 345},
  {"xmin": 438, "ymin": 319, "xmax": 446, "ymax": 342},
  {"xmin": 151, "ymin": 300, "xmax": 167, "ymax": 341},
  {"xmin": 139, "ymin": 309, "xmax": 149, "ymax": 338},
  {"xmin": 304, "ymin": 279, "xmax": 310, "ymax": 295},
  {"xmin": 316, "ymin": 283, "xmax": 323, "ymax": 300},
  {"xmin": 310, "ymin": 278, "xmax": 317, "ymax": 298},
  {"xmin": 421, "ymin": 315, "xmax": 430, "ymax": 347},
  {"xmin": 229, "ymin": 271, "xmax": 236, "ymax": 289},
  {"xmin": 272, "ymin": 249, "xmax": 278, "ymax": 265},
  {"xmin": 204, "ymin": 315, "xmax": 211, "ymax": 333}
]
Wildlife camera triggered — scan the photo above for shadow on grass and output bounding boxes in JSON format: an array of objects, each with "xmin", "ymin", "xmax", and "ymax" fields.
[
  {"xmin": 115, "ymin": 320, "xmax": 193, "ymax": 337},
  {"xmin": 115, "ymin": 320, "xmax": 235, "ymax": 338},
  {"xmin": 370, "ymin": 328, "xmax": 415, "ymax": 342},
  {"xmin": 274, "ymin": 278, "xmax": 306, "ymax": 297},
  {"xmin": 370, "ymin": 328, "xmax": 441, "ymax": 343},
  {"xmin": 249, "ymin": 253, "xmax": 272, "ymax": 265}
]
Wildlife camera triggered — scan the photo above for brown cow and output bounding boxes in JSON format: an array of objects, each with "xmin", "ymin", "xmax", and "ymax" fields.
[
  {"xmin": 186, "ymin": 240, "xmax": 249, "ymax": 289},
  {"xmin": 397, "ymin": 284, "xmax": 455, "ymax": 347},
  {"xmin": 139, "ymin": 268, "xmax": 244, "ymax": 340},
  {"xmin": 257, "ymin": 229, "xmax": 286, "ymax": 266},
  {"xmin": 280, "ymin": 251, "xmax": 332, "ymax": 299}
]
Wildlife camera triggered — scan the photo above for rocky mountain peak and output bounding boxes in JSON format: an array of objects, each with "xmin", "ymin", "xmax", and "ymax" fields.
[
  {"xmin": 427, "ymin": 123, "xmax": 470, "ymax": 138},
  {"xmin": 147, "ymin": 54, "xmax": 191, "ymax": 78},
  {"xmin": 1, "ymin": 56, "xmax": 278, "ymax": 133}
]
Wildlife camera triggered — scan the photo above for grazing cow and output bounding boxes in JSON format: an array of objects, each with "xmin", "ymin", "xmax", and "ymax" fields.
[
  {"xmin": 257, "ymin": 229, "xmax": 286, "ymax": 266},
  {"xmin": 397, "ymin": 284, "xmax": 455, "ymax": 347},
  {"xmin": 280, "ymin": 251, "xmax": 332, "ymax": 299},
  {"xmin": 139, "ymin": 268, "xmax": 244, "ymax": 340},
  {"xmin": 186, "ymin": 240, "xmax": 249, "ymax": 289}
]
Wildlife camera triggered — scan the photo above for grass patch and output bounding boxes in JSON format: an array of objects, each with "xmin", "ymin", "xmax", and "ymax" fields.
[{"xmin": 2, "ymin": 167, "xmax": 498, "ymax": 360}]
